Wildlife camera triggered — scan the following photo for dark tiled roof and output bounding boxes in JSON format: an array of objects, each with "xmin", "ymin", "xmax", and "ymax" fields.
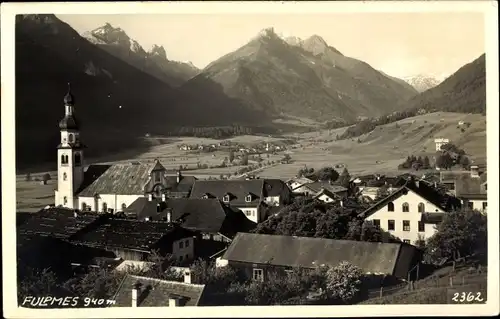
[
  {"xmin": 70, "ymin": 218, "xmax": 195, "ymax": 252},
  {"xmin": 359, "ymin": 180, "xmax": 458, "ymax": 219},
  {"xmin": 313, "ymin": 188, "xmax": 341, "ymax": 200},
  {"xmin": 78, "ymin": 162, "xmax": 157, "ymax": 196},
  {"xmin": 17, "ymin": 233, "xmax": 74, "ymax": 268},
  {"xmin": 112, "ymin": 274, "xmax": 206, "ymax": 307},
  {"xmin": 421, "ymin": 213, "xmax": 445, "ymax": 224},
  {"xmin": 222, "ymin": 233, "xmax": 404, "ymax": 275},
  {"xmin": 189, "ymin": 180, "xmax": 265, "ymax": 206},
  {"xmin": 75, "ymin": 164, "xmax": 112, "ymax": 194},
  {"xmin": 16, "ymin": 211, "xmax": 34, "ymax": 226},
  {"xmin": 164, "ymin": 175, "xmax": 197, "ymax": 194},
  {"xmin": 262, "ymin": 179, "xmax": 291, "ymax": 197},
  {"xmin": 17, "ymin": 207, "xmax": 103, "ymax": 240},
  {"xmin": 124, "ymin": 198, "xmax": 255, "ymax": 237},
  {"xmin": 455, "ymin": 174, "xmax": 487, "ymax": 197}
]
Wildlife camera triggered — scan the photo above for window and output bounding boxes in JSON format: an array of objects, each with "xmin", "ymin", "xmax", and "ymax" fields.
[
  {"xmin": 402, "ymin": 203, "xmax": 410, "ymax": 212},
  {"xmin": 185, "ymin": 254, "xmax": 189, "ymax": 260},
  {"xmin": 482, "ymin": 202, "xmax": 487, "ymax": 210},
  {"xmin": 403, "ymin": 239, "xmax": 411, "ymax": 244},
  {"xmin": 179, "ymin": 255, "xmax": 183, "ymax": 261},
  {"xmin": 154, "ymin": 171, "xmax": 161, "ymax": 183},
  {"xmin": 223, "ymin": 195, "xmax": 230, "ymax": 202},
  {"xmin": 403, "ymin": 220, "xmax": 410, "ymax": 231},
  {"xmin": 68, "ymin": 134, "xmax": 74, "ymax": 143},
  {"xmin": 63, "ymin": 196, "xmax": 68, "ymax": 205},
  {"xmin": 102, "ymin": 202, "xmax": 107, "ymax": 212},
  {"xmin": 61, "ymin": 154, "xmax": 68, "ymax": 165},
  {"xmin": 388, "ymin": 220, "xmax": 395, "ymax": 231},
  {"xmin": 74, "ymin": 153, "xmax": 81, "ymax": 166},
  {"xmin": 81, "ymin": 202, "xmax": 87, "ymax": 211},
  {"xmin": 373, "ymin": 219, "xmax": 381, "ymax": 228},
  {"xmin": 387, "ymin": 202, "xmax": 395, "ymax": 212},
  {"xmin": 418, "ymin": 203, "xmax": 425, "ymax": 213},
  {"xmin": 179, "ymin": 241, "xmax": 184, "ymax": 249},
  {"xmin": 253, "ymin": 269, "xmax": 264, "ymax": 282},
  {"xmin": 185, "ymin": 240, "xmax": 190, "ymax": 248},
  {"xmin": 121, "ymin": 203, "xmax": 127, "ymax": 211},
  {"xmin": 246, "ymin": 195, "xmax": 252, "ymax": 202},
  {"xmin": 63, "ymin": 172, "xmax": 67, "ymax": 181},
  {"xmin": 467, "ymin": 202, "xmax": 474, "ymax": 209},
  {"xmin": 418, "ymin": 221, "xmax": 425, "ymax": 232}
]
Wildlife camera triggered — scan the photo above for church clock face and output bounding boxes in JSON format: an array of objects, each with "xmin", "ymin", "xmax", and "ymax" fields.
[{"xmin": 153, "ymin": 184, "xmax": 163, "ymax": 199}]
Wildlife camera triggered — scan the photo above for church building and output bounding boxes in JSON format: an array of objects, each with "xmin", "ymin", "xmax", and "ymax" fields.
[{"xmin": 54, "ymin": 86, "xmax": 195, "ymax": 213}]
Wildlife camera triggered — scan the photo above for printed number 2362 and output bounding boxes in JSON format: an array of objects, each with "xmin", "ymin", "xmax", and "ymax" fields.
[{"xmin": 452, "ymin": 292, "xmax": 484, "ymax": 303}]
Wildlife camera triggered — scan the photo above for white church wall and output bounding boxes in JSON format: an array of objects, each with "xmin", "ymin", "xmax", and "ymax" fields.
[{"xmin": 78, "ymin": 194, "xmax": 143, "ymax": 212}]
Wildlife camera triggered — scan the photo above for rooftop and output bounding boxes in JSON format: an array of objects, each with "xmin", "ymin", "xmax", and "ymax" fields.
[
  {"xmin": 112, "ymin": 274, "xmax": 206, "ymax": 307},
  {"xmin": 189, "ymin": 179, "xmax": 265, "ymax": 207},
  {"xmin": 70, "ymin": 218, "xmax": 195, "ymax": 252},
  {"xmin": 17, "ymin": 207, "xmax": 104, "ymax": 240},
  {"xmin": 222, "ymin": 233, "xmax": 407, "ymax": 275}
]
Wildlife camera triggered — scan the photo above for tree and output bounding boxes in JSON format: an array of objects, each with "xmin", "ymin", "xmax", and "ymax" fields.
[
  {"xmin": 375, "ymin": 184, "xmax": 390, "ymax": 200},
  {"xmin": 18, "ymin": 267, "xmax": 60, "ymax": 303},
  {"xmin": 325, "ymin": 261, "xmax": 363, "ymax": 304},
  {"xmin": 42, "ymin": 173, "xmax": 51, "ymax": 182},
  {"xmin": 315, "ymin": 166, "xmax": 339, "ymax": 182},
  {"xmin": 426, "ymin": 209, "xmax": 487, "ymax": 262},
  {"xmin": 437, "ymin": 153, "xmax": 454, "ymax": 169},
  {"xmin": 337, "ymin": 168, "xmax": 351, "ymax": 188},
  {"xmin": 229, "ymin": 149, "xmax": 235, "ymax": 163},
  {"xmin": 423, "ymin": 156, "xmax": 431, "ymax": 169},
  {"xmin": 240, "ymin": 153, "xmax": 249, "ymax": 166},
  {"xmin": 25, "ymin": 173, "xmax": 32, "ymax": 182},
  {"xmin": 282, "ymin": 153, "xmax": 292, "ymax": 164},
  {"xmin": 459, "ymin": 156, "xmax": 471, "ymax": 169}
]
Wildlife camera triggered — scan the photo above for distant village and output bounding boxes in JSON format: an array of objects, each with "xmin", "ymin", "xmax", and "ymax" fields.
[{"xmin": 16, "ymin": 90, "xmax": 488, "ymax": 307}]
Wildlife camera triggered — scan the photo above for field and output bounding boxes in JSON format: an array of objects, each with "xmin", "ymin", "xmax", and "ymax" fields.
[{"xmin": 15, "ymin": 112, "xmax": 487, "ymax": 212}]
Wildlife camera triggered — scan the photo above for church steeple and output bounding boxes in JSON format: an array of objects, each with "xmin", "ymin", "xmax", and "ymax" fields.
[
  {"xmin": 55, "ymin": 84, "xmax": 85, "ymax": 209},
  {"xmin": 59, "ymin": 83, "xmax": 79, "ymax": 130}
]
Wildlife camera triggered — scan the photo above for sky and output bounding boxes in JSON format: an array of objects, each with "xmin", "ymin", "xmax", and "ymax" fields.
[{"xmin": 58, "ymin": 12, "xmax": 485, "ymax": 79}]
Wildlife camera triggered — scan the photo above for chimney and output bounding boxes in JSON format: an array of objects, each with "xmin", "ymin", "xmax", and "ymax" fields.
[
  {"xmin": 131, "ymin": 282, "xmax": 140, "ymax": 307},
  {"xmin": 148, "ymin": 193, "xmax": 153, "ymax": 201},
  {"xmin": 161, "ymin": 193, "xmax": 166, "ymax": 202},
  {"xmin": 177, "ymin": 171, "xmax": 182, "ymax": 183},
  {"xmin": 156, "ymin": 203, "xmax": 161, "ymax": 213},
  {"xmin": 415, "ymin": 180, "xmax": 420, "ymax": 188},
  {"xmin": 73, "ymin": 211, "xmax": 78, "ymax": 218},
  {"xmin": 470, "ymin": 165, "xmax": 479, "ymax": 178},
  {"xmin": 184, "ymin": 270, "xmax": 192, "ymax": 284},
  {"xmin": 166, "ymin": 210, "xmax": 172, "ymax": 223},
  {"xmin": 168, "ymin": 296, "xmax": 180, "ymax": 307}
]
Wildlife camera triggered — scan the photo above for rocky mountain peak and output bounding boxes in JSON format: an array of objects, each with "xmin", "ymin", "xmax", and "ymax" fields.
[{"xmin": 148, "ymin": 44, "xmax": 168, "ymax": 61}]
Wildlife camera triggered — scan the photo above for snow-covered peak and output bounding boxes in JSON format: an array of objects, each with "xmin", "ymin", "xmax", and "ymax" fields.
[
  {"xmin": 403, "ymin": 74, "xmax": 442, "ymax": 92},
  {"xmin": 284, "ymin": 36, "xmax": 303, "ymax": 46},
  {"xmin": 148, "ymin": 44, "xmax": 168, "ymax": 61}
]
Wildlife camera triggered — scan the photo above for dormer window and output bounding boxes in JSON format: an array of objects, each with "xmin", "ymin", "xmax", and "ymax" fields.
[
  {"xmin": 223, "ymin": 195, "xmax": 230, "ymax": 203},
  {"xmin": 245, "ymin": 194, "xmax": 252, "ymax": 202},
  {"xmin": 202, "ymin": 194, "xmax": 209, "ymax": 199}
]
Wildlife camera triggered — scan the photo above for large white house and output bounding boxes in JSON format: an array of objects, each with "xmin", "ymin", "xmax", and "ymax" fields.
[
  {"xmin": 358, "ymin": 180, "xmax": 461, "ymax": 245},
  {"xmin": 54, "ymin": 88, "xmax": 194, "ymax": 213}
]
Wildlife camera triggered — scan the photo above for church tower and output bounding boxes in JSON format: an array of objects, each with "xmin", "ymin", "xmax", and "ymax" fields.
[{"xmin": 55, "ymin": 84, "xmax": 85, "ymax": 209}]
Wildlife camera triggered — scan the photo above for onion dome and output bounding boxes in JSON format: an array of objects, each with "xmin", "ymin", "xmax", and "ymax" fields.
[
  {"xmin": 59, "ymin": 116, "xmax": 79, "ymax": 130},
  {"xmin": 64, "ymin": 83, "xmax": 75, "ymax": 105}
]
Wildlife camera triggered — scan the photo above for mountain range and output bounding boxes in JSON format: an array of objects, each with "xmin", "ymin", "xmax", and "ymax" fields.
[
  {"xmin": 82, "ymin": 23, "xmax": 199, "ymax": 86},
  {"xmin": 14, "ymin": 15, "xmax": 486, "ymax": 170},
  {"xmin": 403, "ymin": 74, "xmax": 442, "ymax": 93}
]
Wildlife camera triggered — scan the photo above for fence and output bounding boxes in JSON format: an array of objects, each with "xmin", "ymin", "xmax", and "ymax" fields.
[{"xmin": 366, "ymin": 266, "xmax": 487, "ymax": 300}]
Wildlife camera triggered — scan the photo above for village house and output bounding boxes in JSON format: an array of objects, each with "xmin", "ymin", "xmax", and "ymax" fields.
[
  {"xmin": 216, "ymin": 233, "xmax": 420, "ymax": 281},
  {"xmin": 112, "ymin": 272, "xmax": 207, "ymax": 307},
  {"xmin": 455, "ymin": 169, "xmax": 487, "ymax": 215},
  {"xmin": 189, "ymin": 179, "xmax": 292, "ymax": 223},
  {"xmin": 69, "ymin": 218, "xmax": 197, "ymax": 264},
  {"xmin": 312, "ymin": 188, "xmax": 344, "ymax": 205},
  {"xmin": 358, "ymin": 180, "xmax": 462, "ymax": 245},
  {"xmin": 434, "ymin": 138, "xmax": 450, "ymax": 151},
  {"xmin": 123, "ymin": 197, "xmax": 256, "ymax": 243},
  {"xmin": 286, "ymin": 176, "xmax": 315, "ymax": 193},
  {"xmin": 53, "ymin": 88, "xmax": 195, "ymax": 212}
]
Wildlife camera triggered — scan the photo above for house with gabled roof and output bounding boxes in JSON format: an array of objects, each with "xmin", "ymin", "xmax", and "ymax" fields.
[
  {"xmin": 189, "ymin": 179, "xmax": 291, "ymax": 223},
  {"xmin": 69, "ymin": 218, "xmax": 197, "ymax": 264},
  {"xmin": 358, "ymin": 180, "xmax": 461, "ymax": 245},
  {"xmin": 52, "ymin": 88, "xmax": 196, "ymax": 213},
  {"xmin": 123, "ymin": 197, "xmax": 256, "ymax": 242},
  {"xmin": 217, "ymin": 233, "xmax": 419, "ymax": 281},
  {"xmin": 112, "ymin": 273, "xmax": 207, "ymax": 307}
]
